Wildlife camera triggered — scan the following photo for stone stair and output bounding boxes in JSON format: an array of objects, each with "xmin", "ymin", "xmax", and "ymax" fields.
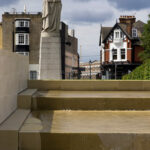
[{"xmin": 1, "ymin": 80, "xmax": 150, "ymax": 150}]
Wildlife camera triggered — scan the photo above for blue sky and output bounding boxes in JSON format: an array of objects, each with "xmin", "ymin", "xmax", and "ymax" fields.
[{"xmin": 0, "ymin": 0, "xmax": 150, "ymax": 62}]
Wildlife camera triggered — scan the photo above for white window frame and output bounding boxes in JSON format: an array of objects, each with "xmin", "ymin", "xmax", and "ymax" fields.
[
  {"xmin": 15, "ymin": 20, "xmax": 30, "ymax": 28},
  {"xmin": 120, "ymin": 48, "xmax": 126, "ymax": 60},
  {"xmin": 132, "ymin": 28, "xmax": 138, "ymax": 37},
  {"xmin": 15, "ymin": 33, "xmax": 29, "ymax": 45},
  {"xmin": 114, "ymin": 30, "xmax": 124, "ymax": 39},
  {"xmin": 115, "ymin": 31, "xmax": 120, "ymax": 39},
  {"xmin": 120, "ymin": 31, "xmax": 123, "ymax": 39},
  {"xmin": 112, "ymin": 49, "xmax": 117, "ymax": 61}
]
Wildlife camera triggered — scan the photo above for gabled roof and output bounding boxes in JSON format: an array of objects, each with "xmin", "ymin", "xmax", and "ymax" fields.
[
  {"xmin": 100, "ymin": 20, "xmax": 145, "ymax": 45},
  {"xmin": 118, "ymin": 23, "xmax": 132, "ymax": 39},
  {"xmin": 102, "ymin": 23, "xmax": 132, "ymax": 43},
  {"xmin": 133, "ymin": 20, "xmax": 145, "ymax": 37},
  {"xmin": 99, "ymin": 27, "xmax": 112, "ymax": 46}
]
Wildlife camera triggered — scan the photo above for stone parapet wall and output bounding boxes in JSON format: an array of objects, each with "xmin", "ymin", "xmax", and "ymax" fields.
[{"xmin": 0, "ymin": 50, "xmax": 29, "ymax": 124}]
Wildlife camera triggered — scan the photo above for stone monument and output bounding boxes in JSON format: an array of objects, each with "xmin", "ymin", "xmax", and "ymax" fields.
[{"xmin": 39, "ymin": 0, "xmax": 62, "ymax": 79}]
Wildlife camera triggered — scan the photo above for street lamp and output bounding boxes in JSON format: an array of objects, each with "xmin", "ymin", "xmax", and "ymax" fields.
[{"xmin": 89, "ymin": 60, "xmax": 97, "ymax": 79}]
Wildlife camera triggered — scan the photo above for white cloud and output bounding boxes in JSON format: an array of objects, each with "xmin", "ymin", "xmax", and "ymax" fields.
[{"xmin": 0, "ymin": 0, "xmax": 149, "ymax": 62}]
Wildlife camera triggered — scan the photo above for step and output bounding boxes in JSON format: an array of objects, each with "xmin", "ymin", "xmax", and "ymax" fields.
[
  {"xmin": 32, "ymin": 91, "xmax": 150, "ymax": 110},
  {"xmin": 28, "ymin": 80, "xmax": 150, "ymax": 91},
  {"xmin": 19, "ymin": 110, "xmax": 150, "ymax": 150},
  {"xmin": 0, "ymin": 109, "xmax": 30, "ymax": 150},
  {"xmin": 18, "ymin": 89, "xmax": 37, "ymax": 109}
]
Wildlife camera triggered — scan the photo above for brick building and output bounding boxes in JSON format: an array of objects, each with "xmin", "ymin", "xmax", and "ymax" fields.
[
  {"xmin": 99, "ymin": 16, "xmax": 145, "ymax": 79},
  {"xmin": 61, "ymin": 22, "xmax": 79, "ymax": 79},
  {"xmin": 1, "ymin": 12, "xmax": 79, "ymax": 79},
  {"xmin": 2, "ymin": 12, "xmax": 42, "ymax": 80}
]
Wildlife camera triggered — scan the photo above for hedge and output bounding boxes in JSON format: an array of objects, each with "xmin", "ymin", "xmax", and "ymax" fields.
[{"xmin": 122, "ymin": 59, "xmax": 150, "ymax": 80}]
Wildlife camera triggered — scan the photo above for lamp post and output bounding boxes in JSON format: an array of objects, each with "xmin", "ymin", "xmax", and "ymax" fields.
[{"xmin": 89, "ymin": 60, "xmax": 97, "ymax": 79}]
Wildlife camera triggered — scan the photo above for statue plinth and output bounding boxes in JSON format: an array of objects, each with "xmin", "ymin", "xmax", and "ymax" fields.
[
  {"xmin": 39, "ymin": 0, "xmax": 62, "ymax": 80},
  {"xmin": 39, "ymin": 30, "xmax": 62, "ymax": 80}
]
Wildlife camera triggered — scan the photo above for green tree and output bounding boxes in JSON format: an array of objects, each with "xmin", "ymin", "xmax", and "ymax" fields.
[{"xmin": 139, "ymin": 15, "xmax": 150, "ymax": 61}]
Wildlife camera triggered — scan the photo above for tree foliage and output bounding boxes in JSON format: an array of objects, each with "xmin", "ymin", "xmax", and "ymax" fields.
[
  {"xmin": 139, "ymin": 15, "xmax": 150, "ymax": 61},
  {"xmin": 122, "ymin": 59, "xmax": 150, "ymax": 80}
]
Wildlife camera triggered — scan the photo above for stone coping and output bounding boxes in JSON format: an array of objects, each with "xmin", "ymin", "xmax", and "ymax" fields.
[{"xmin": 28, "ymin": 80, "xmax": 150, "ymax": 91}]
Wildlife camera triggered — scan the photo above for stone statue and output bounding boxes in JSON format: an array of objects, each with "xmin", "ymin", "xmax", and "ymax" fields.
[{"xmin": 42, "ymin": 0, "xmax": 62, "ymax": 32}]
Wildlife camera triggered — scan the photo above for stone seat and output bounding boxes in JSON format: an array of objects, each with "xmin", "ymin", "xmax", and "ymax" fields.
[
  {"xmin": 19, "ymin": 110, "xmax": 150, "ymax": 150},
  {"xmin": 32, "ymin": 90, "xmax": 150, "ymax": 110}
]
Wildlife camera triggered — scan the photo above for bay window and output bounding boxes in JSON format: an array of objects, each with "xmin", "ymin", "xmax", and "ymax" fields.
[
  {"xmin": 16, "ymin": 33, "xmax": 29, "ymax": 45},
  {"xmin": 15, "ymin": 20, "xmax": 30, "ymax": 28}
]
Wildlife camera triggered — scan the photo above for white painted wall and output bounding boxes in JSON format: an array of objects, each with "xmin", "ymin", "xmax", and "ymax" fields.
[
  {"xmin": 101, "ymin": 44, "xmax": 105, "ymax": 63},
  {"xmin": 0, "ymin": 50, "xmax": 29, "ymax": 124},
  {"xmin": 110, "ymin": 42, "xmax": 127, "ymax": 62},
  {"xmin": 109, "ymin": 29, "xmax": 127, "ymax": 62},
  {"xmin": 102, "ymin": 28, "xmax": 128, "ymax": 63}
]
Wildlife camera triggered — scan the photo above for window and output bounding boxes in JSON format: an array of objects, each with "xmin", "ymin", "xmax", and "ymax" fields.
[
  {"xmin": 19, "ymin": 21, "xmax": 24, "ymax": 27},
  {"xmin": 15, "ymin": 20, "xmax": 30, "ymax": 28},
  {"xmin": 16, "ymin": 33, "xmax": 29, "ymax": 45},
  {"xmin": 121, "ymin": 49, "xmax": 126, "ymax": 60},
  {"xmin": 25, "ymin": 34, "xmax": 29, "ymax": 45},
  {"xmin": 18, "ymin": 34, "xmax": 24, "ymax": 44},
  {"xmin": 115, "ymin": 32, "xmax": 119, "ymax": 39},
  {"xmin": 112, "ymin": 49, "xmax": 117, "ymax": 60},
  {"xmin": 132, "ymin": 28, "xmax": 137, "ymax": 37},
  {"xmin": 30, "ymin": 71, "xmax": 37, "ymax": 80},
  {"xmin": 25, "ymin": 21, "xmax": 29, "ymax": 27},
  {"xmin": 120, "ymin": 32, "xmax": 123, "ymax": 38}
]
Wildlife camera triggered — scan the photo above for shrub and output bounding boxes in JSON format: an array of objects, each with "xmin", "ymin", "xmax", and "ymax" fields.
[{"xmin": 122, "ymin": 59, "xmax": 150, "ymax": 80}]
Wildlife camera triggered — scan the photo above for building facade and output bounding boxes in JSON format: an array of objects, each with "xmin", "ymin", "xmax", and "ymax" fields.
[
  {"xmin": 0, "ymin": 23, "xmax": 2, "ymax": 49},
  {"xmin": 61, "ymin": 22, "xmax": 79, "ymax": 79},
  {"xmin": 80, "ymin": 61, "xmax": 101, "ymax": 79},
  {"xmin": 99, "ymin": 16, "xmax": 145, "ymax": 79},
  {"xmin": 2, "ymin": 12, "xmax": 42, "ymax": 79},
  {"xmin": 1, "ymin": 12, "xmax": 79, "ymax": 80}
]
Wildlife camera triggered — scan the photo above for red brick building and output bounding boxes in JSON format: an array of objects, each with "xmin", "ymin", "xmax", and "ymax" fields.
[{"xmin": 99, "ymin": 16, "xmax": 145, "ymax": 79}]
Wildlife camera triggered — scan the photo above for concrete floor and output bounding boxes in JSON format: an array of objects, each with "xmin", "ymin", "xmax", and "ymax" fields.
[{"xmin": 20, "ymin": 110, "xmax": 150, "ymax": 134}]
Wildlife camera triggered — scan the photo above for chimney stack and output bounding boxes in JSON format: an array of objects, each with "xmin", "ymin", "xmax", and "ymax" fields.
[{"xmin": 119, "ymin": 16, "xmax": 136, "ymax": 35}]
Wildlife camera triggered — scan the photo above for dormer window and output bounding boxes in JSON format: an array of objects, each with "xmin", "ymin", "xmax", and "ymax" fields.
[
  {"xmin": 132, "ymin": 28, "xmax": 137, "ymax": 37},
  {"xmin": 115, "ymin": 32, "xmax": 119, "ymax": 39},
  {"xmin": 114, "ymin": 30, "xmax": 123, "ymax": 39},
  {"xmin": 120, "ymin": 32, "xmax": 123, "ymax": 38},
  {"xmin": 114, "ymin": 29, "xmax": 123, "ymax": 43}
]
